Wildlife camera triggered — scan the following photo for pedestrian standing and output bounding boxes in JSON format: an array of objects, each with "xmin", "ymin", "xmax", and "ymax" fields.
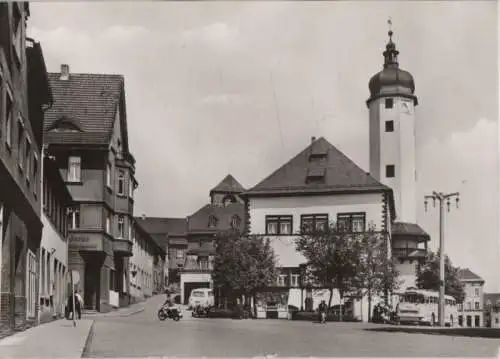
[
  {"xmin": 318, "ymin": 300, "xmax": 327, "ymax": 324},
  {"xmin": 75, "ymin": 291, "xmax": 83, "ymax": 319}
]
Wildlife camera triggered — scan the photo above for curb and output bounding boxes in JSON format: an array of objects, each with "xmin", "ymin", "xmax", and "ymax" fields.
[{"xmin": 81, "ymin": 321, "xmax": 95, "ymax": 358}]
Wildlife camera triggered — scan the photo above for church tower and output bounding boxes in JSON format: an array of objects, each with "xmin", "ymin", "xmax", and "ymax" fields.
[
  {"xmin": 367, "ymin": 26, "xmax": 417, "ymax": 224},
  {"xmin": 367, "ymin": 23, "xmax": 430, "ymax": 290}
]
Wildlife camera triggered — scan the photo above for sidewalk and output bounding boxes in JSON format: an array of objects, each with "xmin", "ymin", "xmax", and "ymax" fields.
[
  {"xmin": 83, "ymin": 295, "xmax": 160, "ymax": 318},
  {"xmin": 0, "ymin": 319, "xmax": 93, "ymax": 358}
]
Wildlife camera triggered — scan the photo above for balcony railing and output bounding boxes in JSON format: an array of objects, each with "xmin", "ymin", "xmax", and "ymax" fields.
[{"xmin": 392, "ymin": 247, "xmax": 426, "ymax": 258}]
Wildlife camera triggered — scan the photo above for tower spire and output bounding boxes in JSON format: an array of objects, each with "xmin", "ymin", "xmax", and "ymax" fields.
[{"xmin": 383, "ymin": 17, "xmax": 399, "ymax": 68}]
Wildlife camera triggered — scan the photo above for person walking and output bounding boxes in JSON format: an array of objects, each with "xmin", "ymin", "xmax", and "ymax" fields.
[
  {"xmin": 318, "ymin": 300, "xmax": 327, "ymax": 324},
  {"xmin": 74, "ymin": 290, "xmax": 83, "ymax": 319}
]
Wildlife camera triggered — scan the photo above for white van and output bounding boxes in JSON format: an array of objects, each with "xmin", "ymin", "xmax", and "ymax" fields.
[{"xmin": 188, "ymin": 288, "xmax": 214, "ymax": 309}]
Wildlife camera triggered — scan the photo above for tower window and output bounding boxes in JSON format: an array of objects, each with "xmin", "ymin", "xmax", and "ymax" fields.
[
  {"xmin": 385, "ymin": 120, "xmax": 394, "ymax": 132},
  {"xmin": 386, "ymin": 165, "xmax": 395, "ymax": 178},
  {"xmin": 385, "ymin": 98, "xmax": 394, "ymax": 109}
]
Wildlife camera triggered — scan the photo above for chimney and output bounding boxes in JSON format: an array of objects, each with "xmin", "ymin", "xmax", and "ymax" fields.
[
  {"xmin": 60, "ymin": 64, "xmax": 70, "ymax": 81},
  {"xmin": 311, "ymin": 136, "xmax": 316, "ymax": 144}
]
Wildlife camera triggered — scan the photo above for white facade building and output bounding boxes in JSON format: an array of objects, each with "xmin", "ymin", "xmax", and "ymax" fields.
[
  {"xmin": 39, "ymin": 156, "xmax": 73, "ymax": 322},
  {"xmin": 457, "ymin": 268, "xmax": 485, "ymax": 327},
  {"xmin": 244, "ymin": 136, "xmax": 394, "ymax": 322}
]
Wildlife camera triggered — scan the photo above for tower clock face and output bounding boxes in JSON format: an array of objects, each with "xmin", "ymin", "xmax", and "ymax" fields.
[{"xmin": 401, "ymin": 100, "xmax": 412, "ymax": 114}]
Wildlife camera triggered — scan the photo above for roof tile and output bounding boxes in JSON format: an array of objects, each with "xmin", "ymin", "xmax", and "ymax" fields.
[{"xmin": 210, "ymin": 174, "xmax": 246, "ymax": 194}]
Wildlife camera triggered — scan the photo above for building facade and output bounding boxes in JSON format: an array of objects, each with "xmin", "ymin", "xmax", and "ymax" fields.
[
  {"xmin": 0, "ymin": 2, "xmax": 52, "ymax": 335},
  {"xmin": 129, "ymin": 220, "xmax": 165, "ymax": 301},
  {"xmin": 367, "ymin": 28, "xmax": 429, "ymax": 290},
  {"xmin": 39, "ymin": 155, "xmax": 73, "ymax": 323},
  {"xmin": 457, "ymin": 268, "xmax": 485, "ymax": 327},
  {"xmin": 43, "ymin": 65, "xmax": 138, "ymax": 312},
  {"xmin": 242, "ymin": 136, "xmax": 394, "ymax": 322},
  {"xmin": 484, "ymin": 293, "xmax": 500, "ymax": 328}
]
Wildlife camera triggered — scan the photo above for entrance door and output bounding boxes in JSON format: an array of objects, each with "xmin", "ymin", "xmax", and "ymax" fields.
[
  {"xmin": 184, "ymin": 282, "xmax": 210, "ymax": 305},
  {"xmin": 84, "ymin": 265, "xmax": 99, "ymax": 310}
]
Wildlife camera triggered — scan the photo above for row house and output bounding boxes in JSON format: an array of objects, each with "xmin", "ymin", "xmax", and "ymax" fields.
[
  {"xmin": 0, "ymin": 2, "xmax": 52, "ymax": 335},
  {"xmin": 457, "ymin": 268, "xmax": 485, "ymax": 327},
  {"xmin": 39, "ymin": 154, "xmax": 73, "ymax": 323},
  {"xmin": 484, "ymin": 293, "xmax": 500, "ymax": 328},
  {"xmin": 43, "ymin": 64, "xmax": 138, "ymax": 312},
  {"xmin": 242, "ymin": 136, "xmax": 395, "ymax": 321},
  {"xmin": 129, "ymin": 219, "xmax": 166, "ymax": 302}
]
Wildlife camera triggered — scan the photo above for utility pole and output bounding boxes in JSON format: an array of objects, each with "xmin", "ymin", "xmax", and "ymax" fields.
[{"xmin": 424, "ymin": 191, "xmax": 460, "ymax": 327}]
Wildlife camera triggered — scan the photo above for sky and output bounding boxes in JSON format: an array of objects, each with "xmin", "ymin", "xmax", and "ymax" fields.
[{"xmin": 28, "ymin": 1, "xmax": 499, "ymax": 292}]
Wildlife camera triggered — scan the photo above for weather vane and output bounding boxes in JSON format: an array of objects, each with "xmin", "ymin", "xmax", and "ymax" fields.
[{"xmin": 387, "ymin": 17, "xmax": 393, "ymax": 41}]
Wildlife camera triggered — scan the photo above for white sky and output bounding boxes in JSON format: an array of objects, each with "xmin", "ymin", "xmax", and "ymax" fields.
[{"xmin": 28, "ymin": 1, "xmax": 499, "ymax": 292}]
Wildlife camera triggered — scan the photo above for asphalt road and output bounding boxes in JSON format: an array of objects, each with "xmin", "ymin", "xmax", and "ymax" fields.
[{"xmin": 83, "ymin": 296, "xmax": 500, "ymax": 357}]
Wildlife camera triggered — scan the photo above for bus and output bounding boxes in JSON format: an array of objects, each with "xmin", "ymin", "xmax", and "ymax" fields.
[{"xmin": 395, "ymin": 288, "xmax": 458, "ymax": 326}]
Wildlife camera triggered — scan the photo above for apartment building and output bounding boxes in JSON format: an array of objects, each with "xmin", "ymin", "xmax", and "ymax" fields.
[
  {"xmin": 457, "ymin": 268, "xmax": 485, "ymax": 327},
  {"xmin": 484, "ymin": 293, "xmax": 500, "ymax": 328},
  {"xmin": 0, "ymin": 2, "xmax": 52, "ymax": 334}
]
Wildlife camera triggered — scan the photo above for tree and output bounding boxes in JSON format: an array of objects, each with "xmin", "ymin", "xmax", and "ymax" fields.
[
  {"xmin": 358, "ymin": 226, "xmax": 400, "ymax": 322},
  {"xmin": 416, "ymin": 251, "xmax": 465, "ymax": 303},
  {"xmin": 295, "ymin": 222, "xmax": 364, "ymax": 321},
  {"xmin": 212, "ymin": 230, "xmax": 278, "ymax": 312}
]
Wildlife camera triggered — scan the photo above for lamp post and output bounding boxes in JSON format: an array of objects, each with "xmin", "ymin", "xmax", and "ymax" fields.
[{"xmin": 424, "ymin": 191, "xmax": 460, "ymax": 327}]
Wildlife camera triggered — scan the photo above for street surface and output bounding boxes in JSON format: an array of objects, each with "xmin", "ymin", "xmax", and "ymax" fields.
[{"xmin": 83, "ymin": 296, "xmax": 499, "ymax": 357}]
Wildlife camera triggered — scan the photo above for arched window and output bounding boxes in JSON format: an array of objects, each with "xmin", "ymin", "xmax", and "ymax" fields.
[
  {"xmin": 208, "ymin": 215, "xmax": 218, "ymax": 228},
  {"xmin": 231, "ymin": 215, "xmax": 241, "ymax": 229}
]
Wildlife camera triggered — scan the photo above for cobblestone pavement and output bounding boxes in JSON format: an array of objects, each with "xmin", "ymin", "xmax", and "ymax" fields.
[{"xmin": 84, "ymin": 296, "xmax": 500, "ymax": 357}]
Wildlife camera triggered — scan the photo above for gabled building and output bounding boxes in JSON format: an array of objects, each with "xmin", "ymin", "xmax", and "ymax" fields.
[
  {"xmin": 457, "ymin": 268, "xmax": 485, "ymax": 327},
  {"xmin": 43, "ymin": 65, "xmax": 138, "ymax": 312},
  {"xmin": 129, "ymin": 219, "xmax": 166, "ymax": 302},
  {"xmin": 180, "ymin": 174, "xmax": 246, "ymax": 304},
  {"xmin": 242, "ymin": 136, "xmax": 394, "ymax": 320},
  {"xmin": 0, "ymin": 3, "xmax": 52, "ymax": 334},
  {"xmin": 483, "ymin": 293, "xmax": 500, "ymax": 328}
]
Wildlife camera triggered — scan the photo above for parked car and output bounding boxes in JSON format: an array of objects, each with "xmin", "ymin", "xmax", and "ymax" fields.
[{"xmin": 188, "ymin": 288, "xmax": 215, "ymax": 310}]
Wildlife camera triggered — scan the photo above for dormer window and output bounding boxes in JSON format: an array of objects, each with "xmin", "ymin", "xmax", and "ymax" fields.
[
  {"xmin": 117, "ymin": 139, "xmax": 123, "ymax": 159},
  {"xmin": 231, "ymin": 215, "xmax": 241, "ymax": 230},
  {"xmin": 208, "ymin": 215, "xmax": 218, "ymax": 228},
  {"xmin": 49, "ymin": 116, "xmax": 83, "ymax": 133},
  {"xmin": 305, "ymin": 168, "xmax": 326, "ymax": 184}
]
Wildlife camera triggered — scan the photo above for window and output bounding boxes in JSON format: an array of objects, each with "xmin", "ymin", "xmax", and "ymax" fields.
[
  {"xmin": 109, "ymin": 269, "xmax": 115, "ymax": 291},
  {"xmin": 458, "ymin": 303, "xmax": 463, "ymax": 311},
  {"xmin": 17, "ymin": 119, "xmax": 24, "ymax": 169},
  {"xmin": 337, "ymin": 213, "xmax": 366, "ymax": 233},
  {"xmin": 128, "ymin": 224, "xmax": 132, "ymax": 241},
  {"xmin": 117, "ymin": 171, "xmax": 125, "ymax": 195},
  {"xmin": 265, "ymin": 215, "xmax": 293, "ymax": 235},
  {"xmin": 475, "ymin": 315, "xmax": 480, "ymax": 327},
  {"xmin": 385, "ymin": 98, "xmax": 393, "ymax": 109},
  {"xmin": 117, "ymin": 139, "xmax": 122, "ymax": 158},
  {"xmin": 475, "ymin": 302, "xmax": 480, "ymax": 310},
  {"xmin": 117, "ymin": 215, "xmax": 124, "ymax": 238},
  {"xmin": 291, "ymin": 274, "xmax": 300, "ymax": 287},
  {"xmin": 33, "ymin": 155, "xmax": 38, "ymax": 196},
  {"xmin": 385, "ymin": 120, "xmax": 394, "ymax": 132},
  {"xmin": 176, "ymin": 249, "xmax": 184, "ymax": 260},
  {"xmin": 26, "ymin": 249, "xmax": 37, "ymax": 318},
  {"xmin": 385, "ymin": 165, "xmax": 395, "ymax": 178},
  {"xmin": 67, "ymin": 207, "xmax": 80, "ymax": 229},
  {"xmin": 5, "ymin": 92, "xmax": 12, "ymax": 149},
  {"xmin": 25, "ymin": 138, "xmax": 31, "ymax": 182},
  {"xmin": 208, "ymin": 215, "xmax": 218, "ymax": 228},
  {"xmin": 67, "ymin": 156, "xmax": 81, "ymax": 182},
  {"xmin": 277, "ymin": 275, "xmax": 286, "ymax": 287},
  {"xmin": 106, "ymin": 214, "xmax": 111, "ymax": 234},
  {"xmin": 301, "ymin": 214, "xmax": 328, "ymax": 234},
  {"xmin": 474, "ymin": 288, "xmax": 479, "ymax": 297},
  {"xmin": 466, "ymin": 302, "xmax": 471, "ymax": 310},
  {"xmin": 12, "ymin": 4, "xmax": 22, "ymax": 63},
  {"xmin": 106, "ymin": 163, "xmax": 111, "ymax": 188},
  {"xmin": 231, "ymin": 215, "xmax": 241, "ymax": 230},
  {"xmin": 129, "ymin": 179, "xmax": 133, "ymax": 198}
]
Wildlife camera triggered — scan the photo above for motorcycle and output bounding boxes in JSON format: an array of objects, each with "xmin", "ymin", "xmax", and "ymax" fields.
[{"xmin": 158, "ymin": 304, "xmax": 181, "ymax": 321}]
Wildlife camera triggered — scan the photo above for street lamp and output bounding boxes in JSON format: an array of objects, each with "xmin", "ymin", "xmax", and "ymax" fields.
[{"xmin": 424, "ymin": 191, "xmax": 460, "ymax": 327}]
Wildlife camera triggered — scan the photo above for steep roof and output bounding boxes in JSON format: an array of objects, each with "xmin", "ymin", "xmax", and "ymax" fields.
[
  {"xmin": 392, "ymin": 222, "xmax": 430, "ymax": 242},
  {"xmin": 44, "ymin": 72, "xmax": 124, "ymax": 146},
  {"xmin": 458, "ymin": 268, "xmax": 485, "ymax": 283},
  {"xmin": 187, "ymin": 203, "xmax": 245, "ymax": 233},
  {"xmin": 210, "ymin": 174, "xmax": 246, "ymax": 195},
  {"xmin": 135, "ymin": 217, "xmax": 187, "ymax": 236},
  {"xmin": 133, "ymin": 220, "xmax": 165, "ymax": 255},
  {"xmin": 244, "ymin": 137, "xmax": 388, "ymax": 197}
]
